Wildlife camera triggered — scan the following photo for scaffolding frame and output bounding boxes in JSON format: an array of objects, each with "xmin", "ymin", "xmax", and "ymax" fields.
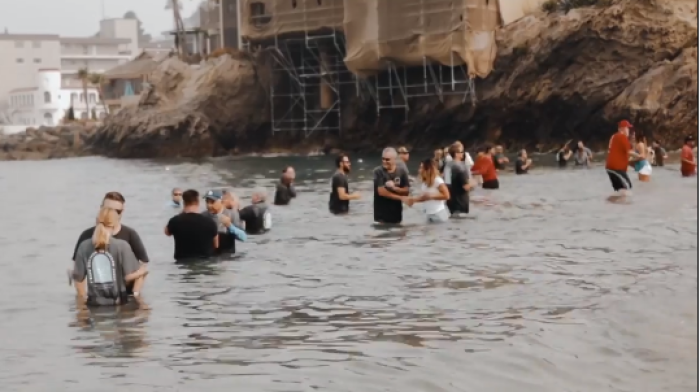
[
  {"xmin": 242, "ymin": 1, "xmax": 355, "ymax": 138},
  {"xmin": 364, "ymin": 0, "xmax": 477, "ymax": 117}
]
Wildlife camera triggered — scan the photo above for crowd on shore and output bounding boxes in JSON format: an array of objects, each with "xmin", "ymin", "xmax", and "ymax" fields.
[{"xmin": 67, "ymin": 120, "xmax": 697, "ymax": 308}]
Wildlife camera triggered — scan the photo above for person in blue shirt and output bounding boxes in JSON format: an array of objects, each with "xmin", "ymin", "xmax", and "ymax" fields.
[{"xmin": 201, "ymin": 190, "xmax": 246, "ymax": 254}]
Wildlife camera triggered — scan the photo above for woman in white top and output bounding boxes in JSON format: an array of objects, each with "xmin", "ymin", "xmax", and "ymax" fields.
[{"xmin": 404, "ymin": 158, "xmax": 451, "ymax": 223}]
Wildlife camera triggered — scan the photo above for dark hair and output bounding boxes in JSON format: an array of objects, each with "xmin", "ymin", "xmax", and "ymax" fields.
[
  {"xmin": 419, "ymin": 157, "xmax": 439, "ymax": 187},
  {"xmin": 335, "ymin": 154, "xmax": 349, "ymax": 168},
  {"xmin": 480, "ymin": 144, "xmax": 493, "ymax": 153},
  {"xmin": 182, "ymin": 189, "xmax": 200, "ymax": 206},
  {"xmin": 103, "ymin": 191, "xmax": 125, "ymax": 203}
]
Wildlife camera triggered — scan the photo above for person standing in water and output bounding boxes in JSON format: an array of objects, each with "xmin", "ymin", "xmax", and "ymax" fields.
[
  {"xmin": 72, "ymin": 207, "xmax": 148, "ymax": 306},
  {"xmin": 165, "ymin": 189, "xmax": 219, "ymax": 262},
  {"xmin": 681, "ymin": 135, "xmax": 697, "ymax": 177},
  {"xmin": 472, "ymin": 145, "xmax": 499, "ymax": 189},
  {"xmin": 574, "ymin": 141, "xmax": 593, "ymax": 167},
  {"xmin": 515, "ymin": 149, "xmax": 532, "ymax": 174},
  {"xmin": 329, "ymin": 154, "xmax": 361, "ymax": 215},
  {"xmin": 446, "ymin": 143, "xmax": 472, "ymax": 216},
  {"xmin": 651, "ymin": 140, "xmax": 668, "ymax": 167},
  {"xmin": 492, "ymin": 145, "xmax": 509, "ymax": 170},
  {"xmin": 72, "ymin": 192, "xmax": 149, "ymax": 296},
  {"xmin": 274, "ymin": 166, "xmax": 297, "ymax": 206},
  {"xmin": 239, "ymin": 189, "xmax": 272, "ymax": 234},
  {"xmin": 556, "ymin": 143, "xmax": 573, "ymax": 167},
  {"xmin": 404, "ymin": 158, "xmax": 450, "ymax": 223},
  {"xmin": 373, "ymin": 147, "xmax": 410, "ymax": 224},
  {"xmin": 201, "ymin": 189, "xmax": 247, "ymax": 255},
  {"xmin": 605, "ymin": 120, "xmax": 635, "ymax": 197},
  {"xmin": 630, "ymin": 134, "xmax": 652, "ymax": 182},
  {"xmin": 397, "ymin": 146, "xmax": 411, "ymax": 175},
  {"xmin": 168, "ymin": 188, "xmax": 183, "ymax": 208}
]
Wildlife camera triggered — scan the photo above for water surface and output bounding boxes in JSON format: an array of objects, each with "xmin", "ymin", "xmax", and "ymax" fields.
[{"xmin": 0, "ymin": 155, "xmax": 696, "ymax": 392}]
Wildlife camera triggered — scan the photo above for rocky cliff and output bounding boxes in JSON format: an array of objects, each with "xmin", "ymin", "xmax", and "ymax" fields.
[{"xmin": 1, "ymin": 0, "xmax": 696, "ymax": 160}]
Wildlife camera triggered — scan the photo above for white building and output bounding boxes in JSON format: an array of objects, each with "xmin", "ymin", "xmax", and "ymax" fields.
[
  {"xmin": 7, "ymin": 69, "xmax": 106, "ymax": 127},
  {"xmin": 0, "ymin": 18, "xmax": 139, "ymax": 106}
]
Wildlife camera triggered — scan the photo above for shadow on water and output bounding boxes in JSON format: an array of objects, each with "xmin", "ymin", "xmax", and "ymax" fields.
[{"xmin": 0, "ymin": 155, "xmax": 696, "ymax": 391}]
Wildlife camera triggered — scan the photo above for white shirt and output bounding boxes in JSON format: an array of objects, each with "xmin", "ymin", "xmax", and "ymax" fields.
[{"xmin": 420, "ymin": 176, "xmax": 447, "ymax": 215}]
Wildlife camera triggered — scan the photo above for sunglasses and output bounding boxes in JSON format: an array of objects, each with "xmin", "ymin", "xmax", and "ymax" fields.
[{"xmin": 173, "ymin": 193, "xmax": 182, "ymax": 196}]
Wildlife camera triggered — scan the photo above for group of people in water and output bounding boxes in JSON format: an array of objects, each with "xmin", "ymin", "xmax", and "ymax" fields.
[{"xmin": 68, "ymin": 119, "xmax": 696, "ymax": 308}]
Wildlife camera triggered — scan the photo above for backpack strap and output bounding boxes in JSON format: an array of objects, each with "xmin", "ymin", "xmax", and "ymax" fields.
[{"xmin": 105, "ymin": 250, "xmax": 125, "ymax": 305}]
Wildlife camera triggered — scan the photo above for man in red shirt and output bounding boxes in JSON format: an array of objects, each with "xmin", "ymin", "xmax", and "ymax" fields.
[
  {"xmin": 605, "ymin": 120, "xmax": 635, "ymax": 196},
  {"xmin": 680, "ymin": 135, "xmax": 697, "ymax": 177}
]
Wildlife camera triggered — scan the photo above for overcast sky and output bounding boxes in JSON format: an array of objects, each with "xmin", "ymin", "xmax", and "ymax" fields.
[{"xmin": 0, "ymin": 0, "xmax": 200, "ymax": 38}]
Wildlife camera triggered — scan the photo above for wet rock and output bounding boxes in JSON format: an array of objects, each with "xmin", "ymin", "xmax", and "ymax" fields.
[{"xmin": 0, "ymin": 124, "xmax": 93, "ymax": 161}]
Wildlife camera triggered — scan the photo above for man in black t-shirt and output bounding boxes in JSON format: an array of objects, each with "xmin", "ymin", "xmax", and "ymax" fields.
[
  {"xmin": 373, "ymin": 147, "xmax": 410, "ymax": 224},
  {"xmin": 330, "ymin": 154, "xmax": 361, "ymax": 214},
  {"xmin": 515, "ymin": 149, "xmax": 532, "ymax": 175},
  {"xmin": 557, "ymin": 144, "xmax": 572, "ymax": 167},
  {"xmin": 71, "ymin": 191, "xmax": 149, "ymax": 296},
  {"xmin": 165, "ymin": 189, "xmax": 219, "ymax": 262},
  {"xmin": 445, "ymin": 143, "xmax": 471, "ymax": 215}
]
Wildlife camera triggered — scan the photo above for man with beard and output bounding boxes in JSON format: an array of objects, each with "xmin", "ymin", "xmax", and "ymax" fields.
[
  {"xmin": 329, "ymin": 154, "xmax": 361, "ymax": 214},
  {"xmin": 373, "ymin": 147, "xmax": 410, "ymax": 224}
]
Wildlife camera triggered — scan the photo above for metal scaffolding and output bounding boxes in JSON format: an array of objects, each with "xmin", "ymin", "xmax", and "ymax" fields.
[
  {"xmin": 242, "ymin": 1, "xmax": 354, "ymax": 137},
  {"xmin": 363, "ymin": 0, "xmax": 477, "ymax": 117}
]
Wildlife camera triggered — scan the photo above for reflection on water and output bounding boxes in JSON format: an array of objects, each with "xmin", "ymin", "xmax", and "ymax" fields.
[{"xmin": 0, "ymin": 155, "xmax": 696, "ymax": 392}]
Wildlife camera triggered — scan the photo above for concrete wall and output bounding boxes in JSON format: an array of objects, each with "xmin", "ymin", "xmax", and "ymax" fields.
[{"xmin": 0, "ymin": 35, "xmax": 61, "ymax": 105}]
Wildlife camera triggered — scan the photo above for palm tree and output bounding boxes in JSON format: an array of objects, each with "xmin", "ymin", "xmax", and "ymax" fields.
[
  {"xmin": 77, "ymin": 68, "xmax": 90, "ymax": 120},
  {"xmin": 88, "ymin": 73, "xmax": 109, "ymax": 117}
]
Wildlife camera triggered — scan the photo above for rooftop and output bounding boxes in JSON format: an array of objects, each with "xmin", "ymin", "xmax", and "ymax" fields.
[
  {"xmin": 103, "ymin": 51, "xmax": 170, "ymax": 79},
  {"xmin": 0, "ymin": 33, "xmax": 60, "ymax": 41},
  {"xmin": 60, "ymin": 37, "xmax": 131, "ymax": 45}
]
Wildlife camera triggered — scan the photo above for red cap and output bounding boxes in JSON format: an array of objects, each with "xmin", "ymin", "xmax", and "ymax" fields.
[{"xmin": 618, "ymin": 120, "xmax": 633, "ymax": 128}]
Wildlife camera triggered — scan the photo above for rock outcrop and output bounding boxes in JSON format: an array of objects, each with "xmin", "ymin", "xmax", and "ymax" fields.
[
  {"xmin": 91, "ymin": 50, "xmax": 272, "ymax": 158},
  {"xmin": 0, "ymin": 125, "xmax": 95, "ymax": 161}
]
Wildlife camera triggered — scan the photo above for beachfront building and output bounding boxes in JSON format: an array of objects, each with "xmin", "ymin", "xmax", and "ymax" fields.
[
  {"xmin": 0, "ymin": 18, "xmax": 139, "ymax": 107},
  {"xmin": 7, "ymin": 69, "xmax": 106, "ymax": 126},
  {"xmin": 101, "ymin": 52, "xmax": 166, "ymax": 113}
]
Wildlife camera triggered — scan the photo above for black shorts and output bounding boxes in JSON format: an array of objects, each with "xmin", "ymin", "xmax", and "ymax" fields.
[
  {"xmin": 606, "ymin": 169, "xmax": 632, "ymax": 191},
  {"xmin": 482, "ymin": 179, "xmax": 499, "ymax": 189}
]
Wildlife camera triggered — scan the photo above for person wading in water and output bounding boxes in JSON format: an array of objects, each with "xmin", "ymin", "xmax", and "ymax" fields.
[
  {"xmin": 373, "ymin": 147, "xmax": 410, "ymax": 224},
  {"xmin": 404, "ymin": 158, "xmax": 451, "ymax": 223},
  {"xmin": 329, "ymin": 154, "xmax": 361, "ymax": 215},
  {"xmin": 72, "ymin": 207, "xmax": 148, "ymax": 306}
]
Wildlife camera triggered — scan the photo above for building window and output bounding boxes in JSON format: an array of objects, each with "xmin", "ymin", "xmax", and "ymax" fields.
[
  {"xmin": 250, "ymin": 2, "xmax": 270, "ymax": 26},
  {"xmin": 16, "ymin": 58, "xmax": 23, "ymax": 63},
  {"xmin": 43, "ymin": 113, "xmax": 53, "ymax": 126},
  {"xmin": 30, "ymin": 95, "xmax": 34, "ymax": 105},
  {"xmin": 33, "ymin": 58, "xmax": 41, "ymax": 64},
  {"xmin": 33, "ymin": 41, "xmax": 41, "ymax": 48},
  {"xmin": 44, "ymin": 91, "xmax": 51, "ymax": 103},
  {"xmin": 89, "ymin": 93, "xmax": 96, "ymax": 103},
  {"xmin": 82, "ymin": 45, "xmax": 89, "ymax": 54},
  {"xmin": 14, "ymin": 41, "xmax": 24, "ymax": 48},
  {"xmin": 80, "ymin": 93, "xmax": 85, "ymax": 102},
  {"xmin": 71, "ymin": 93, "xmax": 78, "ymax": 104},
  {"xmin": 80, "ymin": 112, "xmax": 88, "ymax": 120}
]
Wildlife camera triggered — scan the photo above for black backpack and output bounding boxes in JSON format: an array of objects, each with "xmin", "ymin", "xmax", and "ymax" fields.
[{"xmin": 86, "ymin": 250, "xmax": 125, "ymax": 306}]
